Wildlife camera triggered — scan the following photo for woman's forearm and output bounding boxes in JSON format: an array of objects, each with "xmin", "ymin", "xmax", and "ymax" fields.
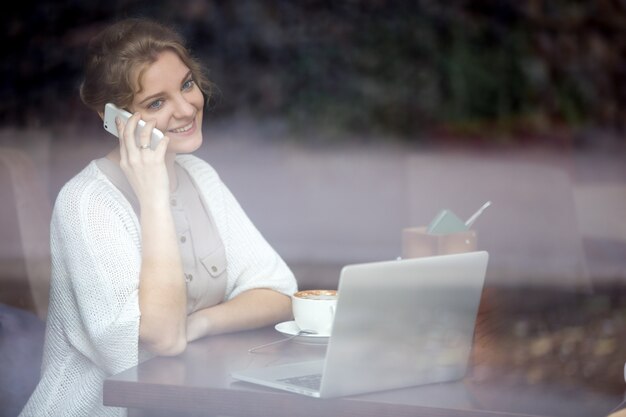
[
  {"xmin": 186, "ymin": 289, "xmax": 292, "ymax": 342},
  {"xmin": 138, "ymin": 198, "xmax": 188, "ymax": 355}
]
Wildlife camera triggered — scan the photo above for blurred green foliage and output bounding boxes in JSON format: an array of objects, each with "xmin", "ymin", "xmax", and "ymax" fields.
[{"xmin": 2, "ymin": 1, "xmax": 625, "ymax": 143}]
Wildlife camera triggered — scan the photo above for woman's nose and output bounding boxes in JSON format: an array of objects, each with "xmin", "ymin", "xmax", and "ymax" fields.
[{"xmin": 172, "ymin": 96, "xmax": 195, "ymax": 119}]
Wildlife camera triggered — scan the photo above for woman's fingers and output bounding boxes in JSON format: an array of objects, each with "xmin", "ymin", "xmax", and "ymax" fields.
[
  {"xmin": 154, "ymin": 134, "xmax": 170, "ymax": 159},
  {"xmin": 139, "ymin": 118, "xmax": 157, "ymax": 151},
  {"xmin": 123, "ymin": 112, "xmax": 142, "ymax": 158},
  {"xmin": 116, "ymin": 116, "xmax": 128, "ymax": 162},
  {"xmin": 118, "ymin": 112, "xmax": 165, "ymax": 163}
]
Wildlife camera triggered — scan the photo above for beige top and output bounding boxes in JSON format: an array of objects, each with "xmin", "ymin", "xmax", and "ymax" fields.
[{"xmin": 95, "ymin": 157, "xmax": 227, "ymax": 313}]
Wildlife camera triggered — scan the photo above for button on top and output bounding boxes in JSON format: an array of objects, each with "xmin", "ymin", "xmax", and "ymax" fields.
[
  {"xmin": 170, "ymin": 198, "xmax": 177, "ymax": 206},
  {"xmin": 180, "ymin": 236, "xmax": 187, "ymax": 243},
  {"xmin": 185, "ymin": 273, "xmax": 193, "ymax": 282}
]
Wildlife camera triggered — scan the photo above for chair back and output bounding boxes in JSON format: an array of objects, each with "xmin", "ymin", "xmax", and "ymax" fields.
[{"xmin": 0, "ymin": 147, "xmax": 51, "ymax": 320}]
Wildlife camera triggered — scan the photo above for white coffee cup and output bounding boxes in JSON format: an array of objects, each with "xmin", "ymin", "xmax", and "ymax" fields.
[{"xmin": 292, "ymin": 289, "xmax": 338, "ymax": 336}]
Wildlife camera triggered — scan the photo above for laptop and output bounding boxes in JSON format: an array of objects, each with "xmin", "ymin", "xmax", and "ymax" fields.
[{"xmin": 231, "ymin": 251, "xmax": 489, "ymax": 398}]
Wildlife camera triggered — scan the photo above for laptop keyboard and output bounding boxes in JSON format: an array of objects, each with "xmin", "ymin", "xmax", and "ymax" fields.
[{"xmin": 277, "ymin": 373, "xmax": 322, "ymax": 390}]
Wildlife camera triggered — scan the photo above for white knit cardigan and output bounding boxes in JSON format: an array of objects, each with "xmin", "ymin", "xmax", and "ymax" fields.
[{"xmin": 20, "ymin": 154, "xmax": 297, "ymax": 417}]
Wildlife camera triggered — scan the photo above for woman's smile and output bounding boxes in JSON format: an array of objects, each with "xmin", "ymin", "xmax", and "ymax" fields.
[{"xmin": 169, "ymin": 119, "xmax": 195, "ymax": 135}]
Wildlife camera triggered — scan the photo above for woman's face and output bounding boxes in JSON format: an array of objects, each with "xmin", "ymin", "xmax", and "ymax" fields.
[{"xmin": 129, "ymin": 50, "xmax": 204, "ymax": 154}]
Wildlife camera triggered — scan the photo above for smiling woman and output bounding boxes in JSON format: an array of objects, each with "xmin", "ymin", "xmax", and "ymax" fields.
[{"xmin": 19, "ymin": 18, "xmax": 296, "ymax": 417}]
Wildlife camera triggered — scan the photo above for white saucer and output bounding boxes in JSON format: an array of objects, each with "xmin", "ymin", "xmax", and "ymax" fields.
[{"xmin": 275, "ymin": 321, "xmax": 330, "ymax": 339}]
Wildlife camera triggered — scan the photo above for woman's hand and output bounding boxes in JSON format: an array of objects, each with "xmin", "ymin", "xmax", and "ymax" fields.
[{"xmin": 116, "ymin": 112, "xmax": 171, "ymax": 206}]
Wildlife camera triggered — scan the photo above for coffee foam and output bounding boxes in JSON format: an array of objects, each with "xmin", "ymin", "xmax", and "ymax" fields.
[{"xmin": 294, "ymin": 289, "xmax": 337, "ymax": 300}]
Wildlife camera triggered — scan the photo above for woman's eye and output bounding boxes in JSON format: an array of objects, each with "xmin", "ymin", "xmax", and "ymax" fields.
[
  {"xmin": 148, "ymin": 99, "xmax": 163, "ymax": 110},
  {"xmin": 182, "ymin": 79, "xmax": 195, "ymax": 90}
]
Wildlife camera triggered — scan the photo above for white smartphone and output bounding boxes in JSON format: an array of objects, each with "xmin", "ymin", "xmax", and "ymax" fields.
[{"xmin": 103, "ymin": 103, "xmax": 164, "ymax": 149}]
